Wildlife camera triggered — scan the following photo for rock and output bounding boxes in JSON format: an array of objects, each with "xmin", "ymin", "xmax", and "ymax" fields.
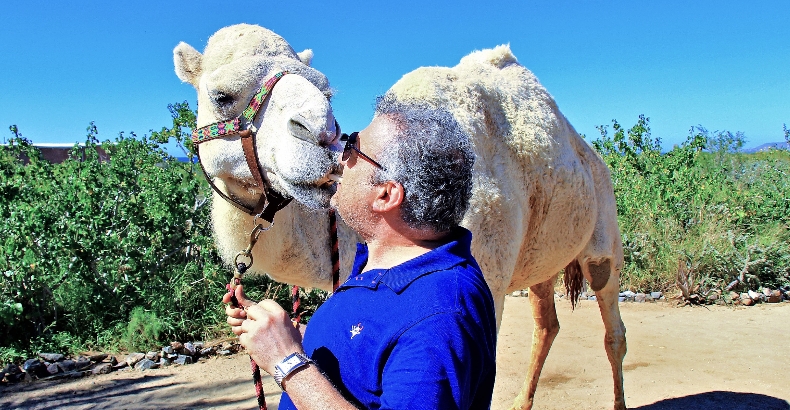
[
  {"xmin": 635, "ymin": 293, "xmax": 646, "ymax": 303},
  {"xmin": 748, "ymin": 290, "xmax": 763, "ymax": 302},
  {"xmin": 588, "ymin": 295, "xmax": 597, "ymax": 301},
  {"xmin": 742, "ymin": 297, "xmax": 755, "ymax": 306},
  {"xmin": 23, "ymin": 359, "xmax": 49, "ymax": 379},
  {"xmin": 166, "ymin": 353, "xmax": 178, "ymax": 359},
  {"xmin": 110, "ymin": 356, "xmax": 118, "ymax": 366},
  {"xmin": 729, "ymin": 291, "xmax": 740, "ymax": 301},
  {"xmin": 183, "ymin": 342, "xmax": 196, "ymax": 356},
  {"xmin": 75, "ymin": 356, "xmax": 92, "ymax": 369},
  {"xmin": 89, "ymin": 354, "xmax": 108, "ymax": 363},
  {"xmin": 57, "ymin": 359, "xmax": 76, "ymax": 372},
  {"xmin": 47, "ymin": 363, "xmax": 60, "ymax": 375},
  {"xmin": 162, "ymin": 346, "xmax": 174, "ymax": 355},
  {"xmin": 134, "ymin": 358, "xmax": 158, "ymax": 371},
  {"xmin": 762, "ymin": 287, "xmax": 772, "ymax": 296},
  {"xmin": 220, "ymin": 341, "xmax": 234, "ymax": 351},
  {"xmin": 785, "ymin": 290, "xmax": 790, "ymax": 300},
  {"xmin": 170, "ymin": 341, "xmax": 184, "ymax": 351},
  {"xmin": 194, "ymin": 342, "xmax": 205, "ymax": 350},
  {"xmin": 767, "ymin": 290, "xmax": 782, "ymax": 303},
  {"xmin": 650, "ymin": 292, "xmax": 663, "ymax": 300},
  {"xmin": 158, "ymin": 358, "xmax": 172, "ymax": 367},
  {"xmin": 621, "ymin": 290, "xmax": 636, "ymax": 298},
  {"xmin": 707, "ymin": 293, "xmax": 719, "ymax": 301},
  {"xmin": 511, "ymin": 291, "xmax": 521, "ymax": 297},
  {"xmin": 217, "ymin": 349, "xmax": 232, "ymax": 356},
  {"xmin": 92, "ymin": 363, "xmax": 113, "ymax": 375},
  {"xmin": 4, "ymin": 363, "xmax": 21, "ymax": 375},
  {"xmin": 618, "ymin": 296, "xmax": 626, "ymax": 303},
  {"xmin": 145, "ymin": 351, "xmax": 159, "ymax": 360},
  {"xmin": 645, "ymin": 294, "xmax": 655, "ymax": 302},
  {"xmin": 112, "ymin": 361, "xmax": 128, "ymax": 370},
  {"xmin": 200, "ymin": 347, "xmax": 216, "ymax": 357},
  {"xmin": 39, "ymin": 353, "xmax": 65, "ymax": 362},
  {"xmin": 125, "ymin": 353, "xmax": 146, "ymax": 367},
  {"xmin": 173, "ymin": 355, "xmax": 192, "ymax": 365}
]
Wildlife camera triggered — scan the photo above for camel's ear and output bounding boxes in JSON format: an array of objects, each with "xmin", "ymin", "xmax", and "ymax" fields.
[
  {"xmin": 174, "ymin": 42, "xmax": 203, "ymax": 88},
  {"xmin": 297, "ymin": 49, "xmax": 313, "ymax": 66}
]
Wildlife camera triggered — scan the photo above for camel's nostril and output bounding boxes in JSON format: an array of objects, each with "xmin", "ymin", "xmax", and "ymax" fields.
[{"xmin": 289, "ymin": 119, "xmax": 315, "ymax": 143}]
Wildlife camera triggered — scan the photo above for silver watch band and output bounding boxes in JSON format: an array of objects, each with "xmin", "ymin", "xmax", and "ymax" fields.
[{"xmin": 272, "ymin": 352, "xmax": 313, "ymax": 391}]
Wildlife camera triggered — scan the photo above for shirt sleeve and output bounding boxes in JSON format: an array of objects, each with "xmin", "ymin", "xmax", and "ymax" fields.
[{"xmin": 379, "ymin": 311, "xmax": 490, "ymax": 410}]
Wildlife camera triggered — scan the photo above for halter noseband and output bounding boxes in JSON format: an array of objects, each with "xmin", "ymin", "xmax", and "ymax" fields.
[{"xmin": 191, "ymin": 71, "xmax": 292, "ymax": 223}]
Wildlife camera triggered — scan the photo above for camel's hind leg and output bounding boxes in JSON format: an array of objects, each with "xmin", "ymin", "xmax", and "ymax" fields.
[
  {"xmin": 583, "ymin": 258, "xmax": 627, "ymax": 410},
  {"xmin": 509, "ymin": 275, "xmax": 560, "ymax": 410}
]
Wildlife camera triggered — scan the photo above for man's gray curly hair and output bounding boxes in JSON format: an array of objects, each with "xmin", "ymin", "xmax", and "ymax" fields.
[{"xmin": 372, "ymin": 94, "xmax": 475, "ymax": 234}]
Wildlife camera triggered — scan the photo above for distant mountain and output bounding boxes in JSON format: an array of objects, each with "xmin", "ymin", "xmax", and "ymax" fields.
[{"xmin": 743, "ymin": 142, "xmax": 789, "ymax": 153}]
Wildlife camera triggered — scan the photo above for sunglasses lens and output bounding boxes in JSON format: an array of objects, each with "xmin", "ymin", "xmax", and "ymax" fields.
[{"xmin": 341, "ymin": 132, "xmax": 357, "ymax": 162}]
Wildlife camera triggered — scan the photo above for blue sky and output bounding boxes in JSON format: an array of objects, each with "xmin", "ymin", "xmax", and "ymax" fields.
[{"xmin": 1, "ymin": 0, "xmax": 788, "ymax": 153}]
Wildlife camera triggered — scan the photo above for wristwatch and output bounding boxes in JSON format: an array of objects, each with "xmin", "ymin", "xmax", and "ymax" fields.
[{"xmin": 272, "ymin": 352, "xmax": 314, "ymax": 390}]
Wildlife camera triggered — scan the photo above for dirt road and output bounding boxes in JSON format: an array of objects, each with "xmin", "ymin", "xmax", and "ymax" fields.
[{"xmin": 2, "ymin": 297, "xmax": 789, "ymax": 409}]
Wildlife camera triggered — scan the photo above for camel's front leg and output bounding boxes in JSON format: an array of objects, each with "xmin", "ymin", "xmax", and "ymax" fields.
[
  {"xmin": 510, "ymin": 275, "xmax": 560, "ymax": 410},
  {"xmin": 585, "ymin": 259, "xmax": 627, "ymax": 410}
]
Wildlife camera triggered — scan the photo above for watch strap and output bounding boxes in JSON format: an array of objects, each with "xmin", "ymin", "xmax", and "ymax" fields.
[{"xmin": 272, "ymin": 352, "xmax": 313, "ymax": 391}]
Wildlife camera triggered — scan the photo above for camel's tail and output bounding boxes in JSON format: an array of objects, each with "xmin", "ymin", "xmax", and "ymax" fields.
[{"xmin": 564, "ymin": 259, "xmax": 584, "ymax": 310}]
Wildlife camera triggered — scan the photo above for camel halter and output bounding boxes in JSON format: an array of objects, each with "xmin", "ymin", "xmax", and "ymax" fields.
[{"xmin": 191, "ymin": 71, "xmax": 341, "ymax": 410}]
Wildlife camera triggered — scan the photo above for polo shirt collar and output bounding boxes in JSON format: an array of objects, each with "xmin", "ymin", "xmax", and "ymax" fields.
[{"xmin": 338, "ymin": 227, "xmax": 474, "ymax": 294}]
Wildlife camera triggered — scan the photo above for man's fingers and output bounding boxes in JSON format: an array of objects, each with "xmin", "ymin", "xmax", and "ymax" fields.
[
  {"xmin": 245, "ymin": 299, "xmax": 286, "ymax": 321},
  {"xmin": 225, "ymin": 304, "xmax": 247, "ymax": 319},
  {"xmin": 227, "ymin": 316, "xmax": 245, "ymax": 327},
  {"xmin": 233, "ymin": 284, "xmax": 257, "ymax": 308}
]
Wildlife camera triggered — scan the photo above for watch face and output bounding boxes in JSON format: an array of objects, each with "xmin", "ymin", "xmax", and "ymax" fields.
[{"xmin": 277, "ymin": 353, "xmax": 305, "ymax": 373}]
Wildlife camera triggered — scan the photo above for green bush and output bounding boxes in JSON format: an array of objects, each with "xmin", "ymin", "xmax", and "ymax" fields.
[{"xmin": 591, "ymin": 116, "xmax": 790, "ymax": 297}]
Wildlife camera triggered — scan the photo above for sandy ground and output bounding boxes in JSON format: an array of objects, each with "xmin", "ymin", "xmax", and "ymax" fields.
[{"xmin": 2, "ymin": 297, "xmax": 789, "ymax": 410}]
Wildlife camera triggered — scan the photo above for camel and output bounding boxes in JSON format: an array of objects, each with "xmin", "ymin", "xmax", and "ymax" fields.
[{"xmin": 174, "ymin": 24, "xmax": 627, "ymax": 410}]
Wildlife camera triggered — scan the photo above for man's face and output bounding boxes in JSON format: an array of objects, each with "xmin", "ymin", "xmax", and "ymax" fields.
[{"xmin": 331, "ymin": 115, "xmax": 394, "ymax": 237}]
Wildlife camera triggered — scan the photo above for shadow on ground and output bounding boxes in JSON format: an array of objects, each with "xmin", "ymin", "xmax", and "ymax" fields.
[
  {"xmin": 632, "ymin": 391, "xmax": 790, "ymax": 410},
  {"xmin": 0, "ymin": 373, "xmax": 275, "ymax": 409}
]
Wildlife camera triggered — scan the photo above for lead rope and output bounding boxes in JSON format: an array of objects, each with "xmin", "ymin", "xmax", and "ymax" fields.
[{"xmin": 229, "ymin": 209, "xmax": 341, "ymax": 409}]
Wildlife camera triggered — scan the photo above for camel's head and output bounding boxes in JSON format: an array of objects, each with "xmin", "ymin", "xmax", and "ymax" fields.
[{"xmin": 174, "ymin": 24, "xmax": 341, "ymax": 210}]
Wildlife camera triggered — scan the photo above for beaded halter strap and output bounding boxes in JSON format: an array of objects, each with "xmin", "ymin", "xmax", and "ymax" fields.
[{"xmin": 191, "ymin": 71, "xmax": 292, "ymax": 221}]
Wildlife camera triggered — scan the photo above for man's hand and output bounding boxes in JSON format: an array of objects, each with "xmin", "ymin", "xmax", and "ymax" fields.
[{"xmin": 223, "ymin": 284, "xmax": 304, "ymax": 374}]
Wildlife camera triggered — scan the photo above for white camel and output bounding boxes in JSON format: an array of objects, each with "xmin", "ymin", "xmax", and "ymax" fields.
[{"xmin": 174, "ymin": 24, "xmax": 627, "ymax": 410}]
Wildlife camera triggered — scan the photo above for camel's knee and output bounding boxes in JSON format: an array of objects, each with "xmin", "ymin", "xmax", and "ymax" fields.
[
  {"xmin": 604, "ymin": 326, "xmax": 627, "ymax": 357},
  {"xmin": 534, "ymin": 321, "xmax": 560, "ymax": 342}
]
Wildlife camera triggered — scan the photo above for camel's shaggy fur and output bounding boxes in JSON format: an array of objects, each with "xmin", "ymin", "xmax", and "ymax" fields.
[{"xmin": 175, "ymin": 25, "xmax": 627, "ymax": 410}]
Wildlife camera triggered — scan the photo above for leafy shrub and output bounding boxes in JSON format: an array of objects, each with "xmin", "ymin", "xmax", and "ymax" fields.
[{"xmin": 592, "ymin": 116, "xmax": 790, "ymax": 297}]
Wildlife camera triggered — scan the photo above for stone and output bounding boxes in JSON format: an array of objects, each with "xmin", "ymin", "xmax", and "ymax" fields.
[
  {"xmin": 92, "ymin": 363, "xmax": 113, "ymax": 375},
  {"xmin": 729, "ymin": 291, "xmax": 740, "ymax": 301},
  {"xmin": 112, "ymin": 361, "xmax": 128, "ymax": 370},
  {"xmin": 166, "ymin": 353, "xmax": 178, "ymax": 359},
  {"xmin": 39, "ymin": 353, "xmax": 65, "ymax": 362},
  {"xmin": 645, "ymin": 294, "xmax": 655, "ymax": 302},
  {"xmin": 75, "ymin": 356, "xmax": 92, "ymax": 369},
  {"xmin": 650, "ymin": 292, "xmax": 663, "ymax": 300},
  {"xmin": 89, "ymin": 354, "xmax": 108, "ymax": 363},
  {"xmin": 588, "ymin": 295, "xmax": 597, "ymax": 301},
  {"xmin": 742, "ymin": 297, "xmax": 755, "ymax": 306},
  {"xmin": 762, "ymin": 287, "xmax": 772, "ymax": 296},
  {"xmin": 170, "ymin": 341, "xmax": 184, "ymax": 351},
  {"xmin": 162, "ymin": 346, "xmax": 174, "ymax": 355},
  {"xmin": 57, "ymin": 359, "xmax": 76, "ymax": 372},
  {"xmin": 134, "ymin": 358, "xmax": 158, "ymax": 371},
  {"xmin": 511, "ymin": 291, "xmax": 521, "ymax": 297},
  {"xmin": 194, "ymin": 342, "xmax": 205, "ymax": 350},
  {"xmin": 183, "ymin": 342, "xmax": 196, "ymax": 355},
  {"xmin": 110, "ymin": 356, "xmax": 118, "ymax": 366},
  {"xmin": 125, "ymin": 353, "xmax": 146, "ymax": 367},
  {"xmin": 174, "ymin": 355, "xmax": 192, "ymax": 365},
  {"xmin": 767, "ymin": 290, "xmax": 782, "ymax": 303},
  {"xmin": 618, "ymin": 296, "xmax": 626, "ymax": 302},
  {"xmin": 23, "ymin": 359, "xmax": 49, "ymax": 379},
  {"xmin": 621, "ymin": 290, "xmax": 636, "ymax": 298},
  {"xmin": 785, "ymin": 290, "xmax": 790, "ymax": 300},
  {"xmin": 145, "ymin": 351, "xmax": 159, "ymax": 360},
  {"xmin": 158, "ymin": 358, "xmax": 172, "ymax": 367},
  {"xmin": 218, "ymin": 349, "xmax": 232, "ymax": 356},
  {"xmin": 47, "ymin": 363, "xmax": 60, "ymax": 375},
  {"xmin": 200, "ymin": 347, "xmax": 216, "ymax": 357},
  {"xmin": 748, "ymin": 290, "xmax": 763, "ymax": 302},
  {"xmin": 635, "ymin": 293, "xmax": 646, "ymax": 303},
  {"xmin": 707, "ymin": 293, "xmax": 719, "ymax": 301}
]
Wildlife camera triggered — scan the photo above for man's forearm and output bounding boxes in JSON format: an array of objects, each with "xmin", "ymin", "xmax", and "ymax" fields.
[{"xmin": 282, "ymin": 365, "xmax": 359, "ymax": 410}]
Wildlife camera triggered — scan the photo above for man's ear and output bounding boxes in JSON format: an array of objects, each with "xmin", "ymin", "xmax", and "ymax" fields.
[{"xmin": 371, "ymin": 181, "xmax": 403, "ymax": 213}]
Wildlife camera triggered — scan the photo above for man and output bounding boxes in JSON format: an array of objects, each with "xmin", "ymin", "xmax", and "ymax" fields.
[{"xmin": 224, "ymin": 95, "xmax": 497, "ymax": 409}]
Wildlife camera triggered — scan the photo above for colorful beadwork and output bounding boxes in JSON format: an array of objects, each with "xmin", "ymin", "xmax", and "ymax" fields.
[{"xmin": 191, "ymin": 72, "xmax": 288, "ymax": 144}]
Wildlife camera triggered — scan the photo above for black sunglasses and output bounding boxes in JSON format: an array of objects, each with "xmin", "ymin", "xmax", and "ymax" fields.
[{"xmin": 340, "ymin": 132, "xmax": 384, "ymax": 169}]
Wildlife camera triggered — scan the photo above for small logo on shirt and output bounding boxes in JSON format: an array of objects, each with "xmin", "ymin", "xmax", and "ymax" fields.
[{"xmin": 350, "ymin": 323, "xmax": 363, "ymax": 339}]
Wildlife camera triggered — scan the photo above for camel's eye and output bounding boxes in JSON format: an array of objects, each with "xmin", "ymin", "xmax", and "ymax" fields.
[{"xmin": 212, "ymin": 91, "xmax": 235, "ymax": 106}]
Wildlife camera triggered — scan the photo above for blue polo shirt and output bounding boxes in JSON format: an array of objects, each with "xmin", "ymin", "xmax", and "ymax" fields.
[{"xmin": 279, "ymin": 228, "xmax": 497, "ymax": 409}]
